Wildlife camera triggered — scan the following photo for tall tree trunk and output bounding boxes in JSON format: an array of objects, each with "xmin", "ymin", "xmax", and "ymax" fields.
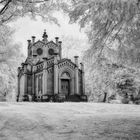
[{"xmin": 103, "ymin": 92, "xmax": 107, "ymax": 102}]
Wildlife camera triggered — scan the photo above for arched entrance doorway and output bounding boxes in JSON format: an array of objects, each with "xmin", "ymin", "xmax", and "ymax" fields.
[
  {"xmin": 60, "ymin": 72, "xmax": 70, "ymax": 96},
  {"xmin": 61, "ymin": 79, "xmax": 70, "ymax": 96}
]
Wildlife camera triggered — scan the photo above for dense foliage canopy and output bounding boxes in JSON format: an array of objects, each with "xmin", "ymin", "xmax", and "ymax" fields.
[{"xmin": 0, "ymin": 0, "xmax": 58, "ymax": 25}]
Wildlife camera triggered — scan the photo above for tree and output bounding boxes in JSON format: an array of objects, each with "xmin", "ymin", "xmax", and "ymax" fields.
[
  {"xmin": 65, "ymin": 0, "xmax": 140, "ymax": 54},
  {"xmin": 59, "ymin": 0, "xmax": 140, "ymax": 67},
  {"xmin": 0, "ymin": 25, "xmax": 25, "ymax": 101},
  {"xmin": 112, "ymin": 66, "xmax": 140, "ymax": 103},
  {"xmin": 58, "ymin": 0, "xmax": 140, "ymax": 103},
  {"xmin": 0, "ymin": 0, "xmax": 59, "ymax": 25}
]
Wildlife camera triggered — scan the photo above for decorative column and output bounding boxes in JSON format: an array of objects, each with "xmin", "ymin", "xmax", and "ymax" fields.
[
  {"xmin": 80, "ymin": 63, "xmax": 85, "ymax": 95},
  {"xmin": 32, "ymin": 48, "xmax": 37, "ymax": 58},
  {"xmin": 17, "ymin": 67, "xmax": 21, "ymax": 101},
  {"xmin": 32, "ymin": 66, "xmax": 36, "ymax": 98},
  {"xmin": 23, "ymin": 63, "xmax": 28, "ymax": 97},
  {"xmin": 71, "ymin": 77, "xmax": 75, "ymax": 95},
  {"xmin": 54, "ymin": 55, "xmax": 58, "ymax": 95},
  {"xmin": 74, "ymin": 56, "xmax": 79, "ymax": 95},
  {"xmin": 55, "ymin": 37, "xmax": 59, "ymax": 45},
  {"xmin": 36, "ymin": 75, "xmax": 38, "ymax": 96},
  {"xmin": 43, "ymin": 57, "xmax": 48, "ymax": 95},
  {"xmin": 58, "ymin": 41, "xmax": 62, "ymax": 59},
  {"xmin": 44, "ymin": 45, "xmax": 48, "ymax": 58},
  {"xmin": 31, "ymin": 36, "xmax": 37, "ymax": 59},
  {"xmin": 32, "ymin": 36, "xmax": 36, "ymax": 44},
  {"xmin": 27, "ymin": 40, "xmax": 31, "ymax": 57}
]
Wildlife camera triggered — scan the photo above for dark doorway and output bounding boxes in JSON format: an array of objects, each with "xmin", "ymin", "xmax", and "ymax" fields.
[{"xmin": 61, "ymin": 79, "xmax": 70, "ymax": 96}]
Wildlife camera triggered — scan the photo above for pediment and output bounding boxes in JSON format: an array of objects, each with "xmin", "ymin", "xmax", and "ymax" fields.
[
  {"xmin": 33, "ymin": 40, "xmax": 45, "ymax": 48},
  {"xmin": 58, "ymin": 59, "xmax": 76, "ymax": 70},
  {"xmin": 47, "ymin": 41, "xmax": 57, "ymax": 49}
]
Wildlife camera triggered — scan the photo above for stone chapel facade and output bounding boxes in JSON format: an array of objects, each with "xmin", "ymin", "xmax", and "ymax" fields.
[{"xmin": 17, "ymin": 30, "xmax": 87, "ymax": 102}]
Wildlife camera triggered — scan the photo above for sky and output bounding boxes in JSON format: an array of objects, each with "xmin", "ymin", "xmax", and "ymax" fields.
[{"xmin": 9, "ymin": 12, "xmax": 89, "ymax": 61}]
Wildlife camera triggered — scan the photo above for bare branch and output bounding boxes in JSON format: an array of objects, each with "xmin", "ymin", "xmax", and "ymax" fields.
[
  {"xmin": 0, "ymin": 0, "xmax": 12, "ymax": 15},
  {"xmin": 0, "ymin": 0, "xmax": 48, "ymax": 16},
  {"xmin": 0, "ymin": 14, "xmax": 14, "ymax": 24}
]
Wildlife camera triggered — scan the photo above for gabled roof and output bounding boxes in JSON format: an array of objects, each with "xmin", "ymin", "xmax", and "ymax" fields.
[
  {"xmin": 30, "ymin": 40, "xmax": 58, "ymax": 48},
  {"xmin": 58, "ymin": 58, "xmax": 82, "ymax": 72},
  {"xmin": 58, "ymin": 58, "xmax": 75, "ymax": 65},
  {"xmin": 46, "ymin": 41, "xmax": 58, "ymax": 48},
  {"xmin": 58, "ymin": 58, "xmax": 76, "ymax": 68},
  {"xmin": 32, "ymin": 40, "xmax": 45, "ymax": 48}
]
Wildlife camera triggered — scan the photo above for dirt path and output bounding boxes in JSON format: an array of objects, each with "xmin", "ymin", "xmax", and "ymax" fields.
[{"xmin": 0, "ymin": 103, "xmax": 140, "ymax": 140}]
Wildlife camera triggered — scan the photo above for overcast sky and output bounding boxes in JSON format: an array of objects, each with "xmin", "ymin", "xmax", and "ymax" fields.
[{"xmin": 9, "ymin": 12, "xmax": 88, "ymax": 60}]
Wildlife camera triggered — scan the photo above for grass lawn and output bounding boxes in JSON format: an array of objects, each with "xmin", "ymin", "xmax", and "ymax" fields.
[{"xmin": 0, "ymin": 102, "xmax": 140, "ymax": 140}]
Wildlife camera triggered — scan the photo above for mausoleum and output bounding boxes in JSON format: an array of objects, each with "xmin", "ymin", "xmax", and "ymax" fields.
[{"xmin": 17, "ymin": 30, "xmax": 87, "ymax": 102}]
